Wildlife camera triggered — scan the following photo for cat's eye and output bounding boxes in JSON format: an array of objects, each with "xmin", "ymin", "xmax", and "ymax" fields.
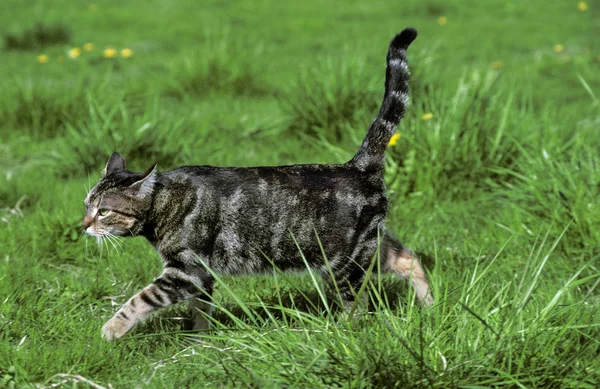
[{"xmin": 98, "ymin": 209, "xmax": 110, "ymax": 217}]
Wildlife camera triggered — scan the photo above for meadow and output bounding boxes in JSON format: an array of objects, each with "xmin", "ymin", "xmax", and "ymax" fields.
[{"xmin": 0, "ymin": 0, "xmax": 599, "ymax": 387}]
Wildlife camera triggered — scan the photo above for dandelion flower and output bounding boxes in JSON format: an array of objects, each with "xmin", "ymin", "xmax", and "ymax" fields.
[
  {"xmin": 68, "ymin": 47, "xmax": 81, "ymax": 59},
  {"xmin": 37, "ymin": 54, "xmax": 49, "ymax": 64},
  {"xmin": 422, "ymin": 113, "xmax": 434, "ymax": 121},
  {"xmin": 490, "ymin": 60, "xmax": 503, "ymax": 69},
  {"xmin": 103, "ymin": 47, "xmax": 117, "ymax": 58},
  {"xmin": 83, "ymin": 43, "xmax": 94, "ymax": 52},
  {"xmin": 437, "ymin": 16, "xmax": 448, "ymax": 25},
  {"xmin": 388, "ymin": 133, "xmax": 401, "ymax": 146},
  {"xmin": 120, "ymin": 48, "xmax": 133, "ymax": 58},
  {"xmin": 578, "ymin": 1, "xmax": 588, "ymax": 11},
  {"xmin": 553, "ymin": 44, "xmax": 564, "ymax": 53}
]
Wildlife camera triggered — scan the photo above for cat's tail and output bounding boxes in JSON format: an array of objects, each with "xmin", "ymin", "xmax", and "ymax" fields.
[{"xmin": 350, "ymin": 27, "xmax": 417, "ymax": 171}]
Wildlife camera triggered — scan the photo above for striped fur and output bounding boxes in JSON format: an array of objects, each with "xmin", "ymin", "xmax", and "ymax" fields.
[
  {"xmin": 350, "ymin": 27, "xmax": 416, "ymax": 170},
  {"xmin": 83, "ymin": 28, "xmax": 433, "ymax": 341}
]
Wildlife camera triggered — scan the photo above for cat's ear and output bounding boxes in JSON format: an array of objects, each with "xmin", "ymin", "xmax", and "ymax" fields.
[
  {"xmin": 104, "ymin": 152, "xmax": 127, "ymax": 176},
  {"xmin": 129, "ymin": 163, "xmax": 157, "ymax": 197}
]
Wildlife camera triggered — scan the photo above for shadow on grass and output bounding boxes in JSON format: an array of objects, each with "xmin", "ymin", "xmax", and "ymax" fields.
[{"xmin": 3, "ymin": 22, "xmax": 71, "ymax": 51}]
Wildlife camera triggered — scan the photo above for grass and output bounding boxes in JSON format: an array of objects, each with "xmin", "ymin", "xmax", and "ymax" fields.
[
  {"xmin": 282, "ymin": 56, "xmax": 380, "ymax": 144},
  {"xmin": 3, "ymin": 22, "xmax": 71, "ymax": 51},
  {"xmin": 0, "ymin": 0, "xmax": 599, "ymax": 387}
]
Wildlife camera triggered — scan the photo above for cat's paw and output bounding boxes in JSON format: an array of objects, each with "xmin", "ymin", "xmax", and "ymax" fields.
[{"xmin": 102, "ymin": 315, "xmax": 133, "ymax": 341}]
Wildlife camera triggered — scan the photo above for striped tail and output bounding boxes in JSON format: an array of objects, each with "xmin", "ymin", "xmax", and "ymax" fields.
[{"xmin": 350, "ymin": 27, "xmax": 417, "ymax": 171}]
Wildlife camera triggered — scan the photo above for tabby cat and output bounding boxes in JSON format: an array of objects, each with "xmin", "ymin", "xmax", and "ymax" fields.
[{"xmin": 83, "ymin": 27, "xmax": 433, "ymax": 341}]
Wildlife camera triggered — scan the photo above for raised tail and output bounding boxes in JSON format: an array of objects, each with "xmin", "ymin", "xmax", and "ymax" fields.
[{"xmin": 350, "ymin": 27, "xmax": 417, "ymax": 170}]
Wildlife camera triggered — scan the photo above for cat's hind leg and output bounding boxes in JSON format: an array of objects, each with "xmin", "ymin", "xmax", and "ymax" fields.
[
  {"xmin": 188, "ymin": 286, "xmax": 214, "ymax": 331},
  {"xmin": 321, "ymin": 246, "xmax": 376, "ymax": 316},
  {"xmin": 381, "ymin": 234, "xmax": 434, "ymax": 306}
]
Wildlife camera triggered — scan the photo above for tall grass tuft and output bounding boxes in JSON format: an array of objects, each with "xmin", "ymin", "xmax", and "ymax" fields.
[
  {"xmin": 281, "ymin": 57, "xmax": 380, "ymax": 144},
  {"xmin": 54, "ymin": 96, "xmax": 194, "ymax": 177},
  {"xmin": 385, "ymin": 69, "xmax": 532, "ymax": 200},
  {"xmin": 163, "ymin": 31, "xmax": 269, "ymax": 100},
  {"xmin": 0, "ymin": 80, "xmax": 90, "ymax": 139},
  {"xmin": 495, "ymin": 148, "xmax": 600, "ymax": 256}
]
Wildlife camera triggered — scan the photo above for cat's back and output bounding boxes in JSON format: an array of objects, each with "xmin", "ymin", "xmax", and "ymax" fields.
[
  {"xmin": 162, "ymin": 162, "xmax": 384, "ymax": 195},
  {"xmin": 157, "ymin": 162, "xmax": 389, "ymax": 228}
]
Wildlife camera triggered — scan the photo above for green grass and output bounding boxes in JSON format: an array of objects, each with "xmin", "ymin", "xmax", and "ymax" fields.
[{"xmin": 1, "ymin": 0, "xmax": 599, "ymax": 387}]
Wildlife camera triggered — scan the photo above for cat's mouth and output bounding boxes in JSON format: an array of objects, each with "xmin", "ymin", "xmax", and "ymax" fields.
[
  {"xmin": 84, "ymin": 227, "xmax": 127, "ymax": 238},
  {"xmin": 84, "ymin": 228, "xmax": 125, "ymax": 251},
  {"xmin": 85, "ymin": 229, "xmax": 104, "ymax": 237}
]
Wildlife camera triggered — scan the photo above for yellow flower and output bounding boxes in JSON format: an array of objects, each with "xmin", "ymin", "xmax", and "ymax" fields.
[
  {"xmin": 490, "ymin": 60, "xmax": 503, "ymax": 69},
  {"xmin": 553, "ymin": 44, "xmax": 564, "ymax": 53},
  {"xmin": 103, "ymin": 47, "xmax": 117, "ymax": 58},
  {"xmin": 422, "ymin": 113, "xmax": 434, "ymax": 121},
  {"xmin": 68, "ymin": 47, "xmax": 81, "ymax": 59},
  {"xmin": 83, "ymin": 43, "xmax": 94, "ymax": 52},
  {"xmin": 388, "ymin": 133, "xmax": 401, "ymax": 146},
  {"xmin": 120, "ymin": 48, "xmax": 133, "ymax": 58},
  {"xmin": 37, "ymin": 54, "xmax": 49, "ymax": 64},
  {"xmin": 437, "ymin": 16, "xmax": 448, "ymax": 25},
  {"xmin": 578, "ymin": 1, "xmax": 588, "ymax": 11}
]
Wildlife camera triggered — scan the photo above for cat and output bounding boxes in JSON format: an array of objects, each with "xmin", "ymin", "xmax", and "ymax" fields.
[{"xmin": 83, "ymin": 27, "xmax": 433, "ymax": 341}]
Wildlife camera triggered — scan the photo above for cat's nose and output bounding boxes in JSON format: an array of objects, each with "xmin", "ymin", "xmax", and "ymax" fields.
[{"xmin": 82, "ymin": 215, "xmax": 93, "ymax": 229}]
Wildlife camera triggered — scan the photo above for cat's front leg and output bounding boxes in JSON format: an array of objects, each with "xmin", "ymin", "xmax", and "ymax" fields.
[
  {"xmin": 102, "ymin": 308, "xmax": 136, "ymax": 341},
  {"xmin": 102, "ymin": 266, "xmax": 203, "ymax": 340},
  {"xmin": 101, "ymin": 285, "xmax": 165, "ymax": 341}
]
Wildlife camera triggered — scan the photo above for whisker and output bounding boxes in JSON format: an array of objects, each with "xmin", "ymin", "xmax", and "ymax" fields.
[
  {"xmin": 104, "ymin": 235, "xmax": 114, "ymax": 252},
  {"xmin": 106, "ymin": 232, "xmax": 123, "ymax": 247},
  {"xmin": 104, "ymin": 237, "xmax": 111, "ymax": 258},
  {"xmin": 111, "ymin": 237, "xmax": 123, "ymax": 251},
  {"xmin": 114, "ymin": 234, "xmax": 124, "ymax": 249},
  {"xmin": 105, "ymin": 234, "xmax": 121, "ymax": 253},
  {"xmin": 96, "ymin": 235, "xmax": 104, "ymax": 258}
]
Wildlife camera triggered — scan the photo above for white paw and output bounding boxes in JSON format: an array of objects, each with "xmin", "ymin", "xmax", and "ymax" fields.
[{"xmin": 102, "ymin": 315, "xmax": 133, "ymax": 341}]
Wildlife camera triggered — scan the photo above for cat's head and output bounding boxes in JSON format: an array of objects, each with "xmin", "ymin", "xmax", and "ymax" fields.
[{"xmin": 83, "ymin": 152, "xmax": 157, "ymax": 238}]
